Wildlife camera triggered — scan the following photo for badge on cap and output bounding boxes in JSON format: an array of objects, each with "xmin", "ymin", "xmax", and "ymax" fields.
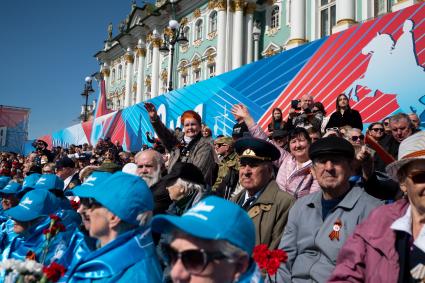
[{"xmin": 329, "ymin": 219, "xmax": 342, "ymax": 241}]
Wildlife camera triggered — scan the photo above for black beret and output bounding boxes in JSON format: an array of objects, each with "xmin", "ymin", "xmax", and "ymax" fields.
[
  {"xmin": 235, "ymin": 137, "xmax": 280, "ymax": 161},
  {"xmin": 309, "ymin": 136, "xmax": 354, "ymax": 160},
  {"xmin": 55, "ymin": 157, "xmax": 75, "ymax": 169},
  {"xmin": 162, "ymin": 162, "xmax": 205, "ymax": 186},
  {"xmin": 271, "ymin": 129, "xmax": 288, "ymax": 139}
]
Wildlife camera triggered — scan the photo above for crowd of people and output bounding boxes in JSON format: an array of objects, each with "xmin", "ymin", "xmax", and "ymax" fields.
[{"xmin": 0, "ymin": 93, "xmax": 424, "ymax": 283}]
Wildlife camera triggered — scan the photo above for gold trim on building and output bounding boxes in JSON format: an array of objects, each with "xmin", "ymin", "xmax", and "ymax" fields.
[
  {"xmin": 180, "ymin": 17, "xmax": 188, "ymax": 26},
  {"xmin": 246, "ymin": 2, "xmax": 256, "ymax": 14},
  {"xmin": 286, "ymin": 38, "xmax": 307, "ymax": 46},
  {"xmin": 146, "ymin": 33, "xmax": 153, "ymax": 43},
  {"xmin": 336, "ymin": 18, "xmax": 357, "ymax": 26},
  {"xmin": 101, "ymin": 68, "xmax": 110, "ymax": 77},
  {"xmin": 207, "ymin": 31, "xmax": 218, "ymax": 40},
  {"xmin": 192, "ymin": 58, "xmax": 201, "ymax": 69},
  {"xmin": 193, "ymin": 8, "xmax": 201, "ymax": 18},
  {"xmin": 216, "ymin": 0, "xmax": 227, "ymax": 11},
  {"xmin": 136, "ymin": 48, "xmax": 146, "ymax": 57},
  {"xmin": 152, "ymin": 38, "xmax": 162, "ymax": 48},
  {"xmin": 233, "ymin": 0, "xmax": 245, "ymax": 11},
  {"xmin": 160, "ymin": 69, "xmax": 168, "ymax": 81},
  {"xmin": 145, "ymin": 76, "xmax": 151, "ymax": 87},
  {"xmin": 193, "ymin": 39, "xmax": 202, "ymax": 47},
  {"xmin": 124, "ymin": 53, "xmax": 134, "ymax": 64},
  {"xmin": 208, "ymin": 0, "xmax": 216, "ymax": 10},
  {"xmin": 132, "ymin": 83, "xmax": 137, "ymax": 93}
]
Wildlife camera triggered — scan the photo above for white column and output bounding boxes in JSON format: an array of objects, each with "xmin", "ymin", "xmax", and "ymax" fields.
[
  {"xmin": 101, "ymin": 64, "xmax": 110, "ymax": 94},
  {"xmin": 216, "ymin": 0, "xmax": 227, "ymax": 75},
  {"xmin": 124, "ymin": 49, "xmax": 134, "ymax": 108},
  {"xmin": 333, "ymin": 0, "xmax": 356, "ymax": 33},
  {"xmin": 245, "ymin": 2, "xmax": 255, "ymax": 64},
  {"xmin": 151, "ymin": 37, "xmax": 161, "ymax": 98},
  {"xmin": 286, "ymin": 0, "xmax": 307, "ymax": 50},
  {"xmin": 232, "ymin": 0, "xmax": 244, "ymax": 69},
  {"xmin": 136, "ymin": 47, "xmax": 146, "ymax": 103}
]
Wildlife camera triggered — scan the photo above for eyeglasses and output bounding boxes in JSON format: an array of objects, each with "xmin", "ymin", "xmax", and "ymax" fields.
[
  {"xmin": 371, "ymin": 128, "xmax": 384, "ymax": 132},
  {"xmin": 407, "ymin": 171, "xmax": 425, "ymax": 184},
  {"xmin": 384, "ymin": 122, "xmax": 389, "ymax": 126},
  {"xmin": 351, "ymin": 135, "xmax": 365, "ymax": 142},
  {"xmin": 162, "ymin": 243, "xmax": 228, "ymax": 274},
  {"xmin": 312, "ymin": 109, "xmax": 320, "ymax": 114}
]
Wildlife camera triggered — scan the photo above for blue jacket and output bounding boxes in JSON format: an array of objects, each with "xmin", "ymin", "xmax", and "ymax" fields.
[{"xmin": 65, "ymin": 227, "xmax": 162, "ymax": 283}]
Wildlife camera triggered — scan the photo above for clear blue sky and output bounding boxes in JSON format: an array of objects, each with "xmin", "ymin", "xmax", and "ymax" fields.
[{"xmin": 0, "ymin": 0, "xmax": 138, "ymax": 139}]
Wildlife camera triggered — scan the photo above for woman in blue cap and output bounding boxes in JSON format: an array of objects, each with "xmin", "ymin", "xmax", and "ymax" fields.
[
  {"xmin": 65, "ymin": 172, "xmax": 162, "ymax": 282},
  {"xmin": 152, "ymin": 196, "xmax": 263, "ymax": 283}
]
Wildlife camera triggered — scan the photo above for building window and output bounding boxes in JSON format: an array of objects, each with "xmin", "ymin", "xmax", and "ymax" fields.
[
  {"xmin": 208, "ymin": 64, "xmax": 216, "ymax": 78},
  {"xmin": 118, "ymin": 65, "xmax": 123, "ymax": 80},
  {"xmin": 320, "ymin": 0, "xmax": 336, "ymax": 38},
  {"xmin": 183, "ymin": 26, "xmax": 190, "ymax": 44},
  {"xmin": 124, "ymin": 62, "xmax": 127, "ymax": 78},
  {"xmin": 374, "ymin": 0, "xmax": 391, "ymax": 17},
  {"xmin": 271, "ymin": 5, "xmax": 280, "ymax": 29},
  {"xmin": 112, "ymin": 69, "xmax": 116, "ymax": 82},
  {"xmin": 181, "ymin": 73, "xmax": 188, "ymax": 88},
  {"xmin": 195, "ymin": 20, "xmax": 203, "ymax": 40},
  {"xmin": 193, "ymin": 68, "xmax": 201, "ymax": 83},
  {"xmin": 209, "ymin": 11, "xmax": 217, "ymax": 33}
]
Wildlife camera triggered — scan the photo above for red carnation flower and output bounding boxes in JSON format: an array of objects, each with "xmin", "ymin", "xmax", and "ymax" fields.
[
  {"xmin": 70, "ymin": 199, "xmax": 80, "ymax": 211},
  {"xmin": 49, "ymin": 214, "xmax": 60, "ymax": 222},
  {"xmin": 42, "ymin": 262, "xmax": 67, "ymax": 282}
]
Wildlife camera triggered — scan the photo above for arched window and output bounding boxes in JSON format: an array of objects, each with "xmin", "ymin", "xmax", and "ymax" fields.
[
  {"xmin": 195, "ymin": 20, "xmax": 203, "ymax": 40},
  {"xmin": 112, "ymin": 69, "xmax": 116, "ymax": 82},
  {"xmin": 118, "ymin": 65, "xmax": 123, "ymax": 80},
  {"xmin": 208, "ymin": 63, "xmax": 216, "ymax": 78},
  {"xmin": 209, "ymin": 11, "xmax": 217, "ymax": 33},
  {"xmin": 271, "ymin": 5, "xmax": 280, "ymax": 29},
  {"xmin": 124, "ymin": 62, "xmax": 127, "ymax": 78},
  {"xmin": 183, "ymin": 26, "xmax": 190, "ymax": 44}
]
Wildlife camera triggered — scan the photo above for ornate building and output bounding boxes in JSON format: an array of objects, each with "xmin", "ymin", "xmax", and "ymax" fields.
[{"xmin": 94, "ymin": 0, "xmax": 421, "ymax": 111}]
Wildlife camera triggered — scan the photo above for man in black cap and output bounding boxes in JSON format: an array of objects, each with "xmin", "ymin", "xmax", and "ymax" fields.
[
  {"xmin": 231, "ymin": 137, "xmax": 294, "ymax": 250},
  {"xmin": 55, "ymin": 156, "xmax": 81, "ymax": 191},
  {"xmin": 276, "ymin": 136, "xmax": 382, "ymax": 283}
]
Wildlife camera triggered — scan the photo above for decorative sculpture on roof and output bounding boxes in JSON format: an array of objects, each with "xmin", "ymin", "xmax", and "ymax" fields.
[{"xmin": 108, "ymin": 22, "xmax": 113, "ymax": 41}]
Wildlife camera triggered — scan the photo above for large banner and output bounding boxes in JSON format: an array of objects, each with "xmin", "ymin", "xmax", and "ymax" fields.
[
  {"xmin": 0, "ymin": 106, "xmax": 30, "ymax": 154},
  {"xmin": 39, "ymin": 3, "xmax": 425, "ymax": 152}
]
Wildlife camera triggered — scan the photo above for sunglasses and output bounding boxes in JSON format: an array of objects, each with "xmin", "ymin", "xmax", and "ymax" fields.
[
  {"xmin": 214, "ymin": 143, "xmax": 227, "ymax": 148},
  {"xmin": 351, "ymin": 135, "xmax": 365, "ymax": 142},
  {"xmin": 384, "ymin": 122, "xmax": 389, "ymax": 126},
  {"xmin": 326, "ymin": 127, "xmax": 340, "ymax": 132},
  {"xmin": 162, "ymin": 244, "xmax": 227, "ymax": 274},
  {"xmin": 408, "ymin": 171, "xmax": 425, "ymax": 184},
  {"xmin": 371, "ymin": 128, "xmax": 384, "ymax": 132}
]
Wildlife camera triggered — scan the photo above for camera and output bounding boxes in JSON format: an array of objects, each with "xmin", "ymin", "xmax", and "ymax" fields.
[{"xmin": 291, "ymin": 100, "xmax": 301, "ymax": 110}]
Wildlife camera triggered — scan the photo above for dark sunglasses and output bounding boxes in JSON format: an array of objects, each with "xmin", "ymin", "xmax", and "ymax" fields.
[
  {"xmin": 384, "ymin": 122, "xmax": 389, "ymax": 126},
  {"xmin": 214, "ymin": 143, "xmax": 225, "ymax": 148},
  {"xmin": 351, "ymin": 135, "xmax": 365, "ymax": 142},
  {"xmin": 371, "ymin": 128, "xmax": 384, "ymax": 132},
  {"xmin": 408, "ymin": 171, "xmax": 425, "ymax": 184},
  {"xmin": 80, "ymin": 197, "xmax": 102, "ymax": 208},
  {"xmin": 162, "ymin": 243, "xmax": 227, "ymax": 274}
]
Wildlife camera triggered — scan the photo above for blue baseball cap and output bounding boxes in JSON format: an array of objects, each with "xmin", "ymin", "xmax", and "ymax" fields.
[
  {"xmin": 34, "ymin": 174, "xmax": 64, "ymax": 191},
  {"xmin": 151, "ymin": 196, "xmax": 255, "ymax": 255},
  {"xmin": 4, "ymin": 190, "xmax": 61, "ymax": 222},
  {"xmin": 0, "ymin": 176, "xmax": 11, "ymax": 189},
  {"xmin": 0, "ymin": 182, "xmax": 23, "ymax": 196},
  {"xmin": 22, "ymin": 173, "xmax": 41, "ymax": 191},
  {"xmin": 65, "ymin": 171, "xmax": 112, "ymax": 196},
  {"xmin": 72, "ymin": 172, "xmax": 153, "ymax": 225}
]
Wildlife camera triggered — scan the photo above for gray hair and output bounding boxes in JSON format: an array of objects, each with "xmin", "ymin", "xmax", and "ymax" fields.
[
  {"xmin": 172, "ymin": 178, "xmax": 205, "ymax": 196},
  {"xmin": 390, "ymin": 113, "xmax": 413, "ymax": 128},
  {"xmin": 135, "ymin": 149, "xmax": 164, "ymax": 170}
]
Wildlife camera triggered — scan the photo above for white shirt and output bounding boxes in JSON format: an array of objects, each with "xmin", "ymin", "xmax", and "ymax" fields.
[{"xmin": 390, "ymin": 205, "xmax": 425, "ymax": 253}]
